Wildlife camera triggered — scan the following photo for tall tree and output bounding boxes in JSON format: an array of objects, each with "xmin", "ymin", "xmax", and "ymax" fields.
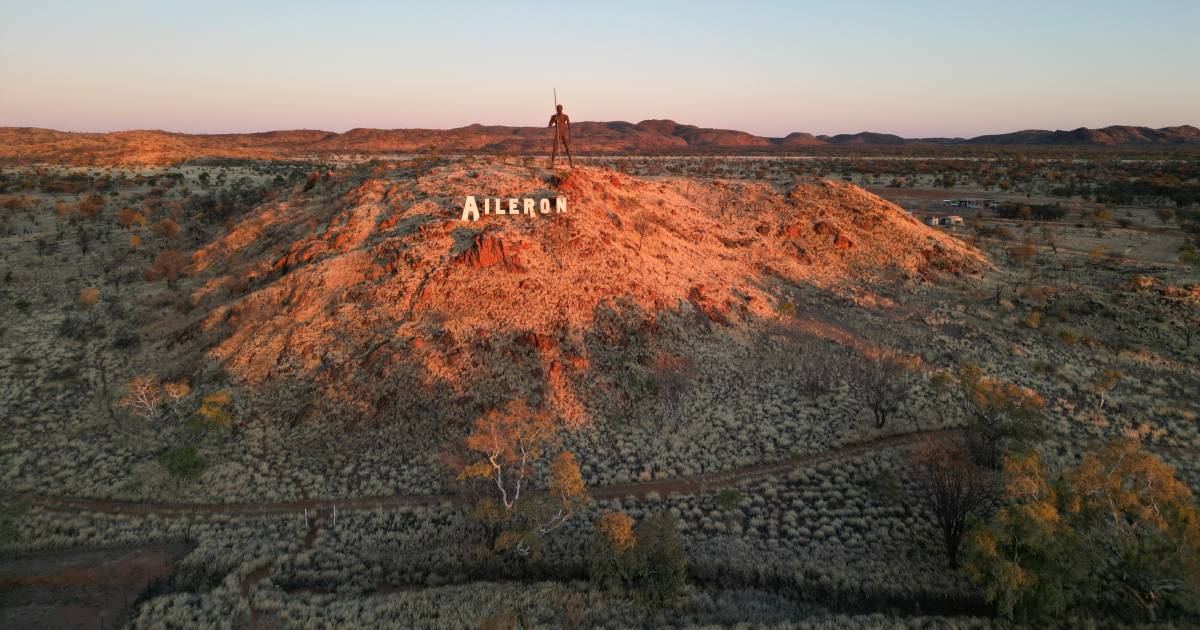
[
  {"xmin": 956, "ymin": 363, "xmax": 1046, "ymax": 468},
  {"xmin": 150, "ymin": 249, "xmax": 189, "ymax": 288},
  {"xmin": 458, "ymin": 400, "xmax": 588, "ymax": 555},
  {"xmin": 590, "ymin": 511, "xmax": 688, "ymax": 604},
  {"xmin": 631, "ymin": 513, "xmax": 688, "ymax": 604},
  {"xmin": 911, "ymin": 437, "xmax": 996, "ymax": 568},
  {"xmin": 850, "ymin": 349, "xmax": 915, "ymax": 429},
  {"xmin": 1065, "ymin": 439, "xmax": 1200, "ymax": 622},
  {"xmin": 966, "ymin": 440, "xmax": 1200, "ymax": 623}
]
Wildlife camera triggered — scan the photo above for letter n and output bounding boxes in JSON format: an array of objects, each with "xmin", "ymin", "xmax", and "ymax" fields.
[{"xmin": 555, "ymin": 197, "xmax": 567, "ymax": 213}]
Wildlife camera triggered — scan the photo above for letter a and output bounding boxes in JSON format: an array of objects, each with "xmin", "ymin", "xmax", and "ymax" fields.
[{"xmin": 461, "ymin": 196, "xmax": 480, "ymax": 222}]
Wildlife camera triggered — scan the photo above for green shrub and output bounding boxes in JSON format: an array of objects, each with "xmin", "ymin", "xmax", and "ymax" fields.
[
  {"xmin": 967, "ymin": 441, "xmax": 1200, "ymax": 624},
  {"xmin": 158, "ymin": 446, "xmax": 205, "ymax": 479},
  {"xmin": 0, "ymin": 500, "xmax": 30, "ymax": 546},
  {"xmin": 865, "ymin": 470, "xmax": 905, "ymax": 507},
  {"xmin": 1180, "ymin": 240, "xmax": 1200, "ymax": 266},
  {"xmin": 714, "ymin": 489, "xmax": 742, "ymax": 511},
  {"xmin": 590, "ymin": 511, "xmax": 688, "ymax": 605},
  {"xmin": 631, "ymin": 513, "xmax": 687, "ymax": 604}
]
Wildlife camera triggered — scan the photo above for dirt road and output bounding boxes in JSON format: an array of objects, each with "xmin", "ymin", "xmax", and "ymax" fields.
[
  {"xmin": 0, "ymin": 541, "xmax": 194, "ymax": 629},
  {"xmin": 2, "ymin": 429, "xmax": 957, "ymax": 520}
]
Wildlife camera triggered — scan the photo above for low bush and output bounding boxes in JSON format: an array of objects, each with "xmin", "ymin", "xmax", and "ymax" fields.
[
  {"xmin": 158, "ymin": 445, "xmax": 205, "ymax": 480},
  {"xmin": 590, "ymin": 511, "xmax": 688, "ymax": 605}
]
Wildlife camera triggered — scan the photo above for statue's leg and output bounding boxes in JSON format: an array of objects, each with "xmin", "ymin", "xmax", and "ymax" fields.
[
  {"xmin": 550, "ymin": 137, "xmax": 558, "ymax": 167},
  {"xmin": 564, "ymin": 138, "xmax": 573, "ymax": 167}
]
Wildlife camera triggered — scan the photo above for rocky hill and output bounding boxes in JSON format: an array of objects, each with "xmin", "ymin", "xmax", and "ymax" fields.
[
  {"xmin": 965, "ymin": 124, "xmax": 1200, "ymax": 145},
  {"xmin": 3, "ymin": 121, "xmax": 1197, "ymax": 165},
  {"xmin": 183, "ymin": 163, "xmax": 984, "ymax": 434},
  {"xmin": 817, "ymin": 132, "xmax": 907, "ymax": 145}
]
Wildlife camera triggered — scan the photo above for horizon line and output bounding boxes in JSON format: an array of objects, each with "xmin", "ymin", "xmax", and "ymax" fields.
[{"xmin": 3, "ymin": 120, "xmax": 1198, "ymax": 141}]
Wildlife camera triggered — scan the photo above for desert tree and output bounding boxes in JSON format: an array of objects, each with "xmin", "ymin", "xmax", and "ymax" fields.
[
  {"xmin": 77, "ymin": 193, "xmax": 104, "ymax": 220},
  {"xmin": 650, "ymin": 353, "xmax": 692, "ymax": 431},
  {"xmin": 1156, "ymin": 208, "xmax": 1175, "ymax": 224},
  {"xmin": 116, "ymin": 207, "xmax": 146, "ymax": 229},
  {"xmin": 75, "ymin": 224, "xmax": 91, "ymax": 254},
  {"xmin": 967, "ymin": 440, "xmax": 1200, "ymax": 623},
  {"xmin": 78, "ymin": 286, "xmax": 100, "ymax": 315},
  {"xmin": 76, "ymin": 286, "xmax": 106, "ymax": 410},
  {"xmin": 1059, "ymin": 259, "xmax": 1075, "ymax": 289},
  {"xmin": 591, "ymin": 511, "xmax": 638, "ymax": 593},
  {"xmin": 965, "ymin": 450, "xmax": 1077, "ymax": 621},
  {"xmin": 1039, "ymin": 225, "xmax": 1058, "ymax": 254},
  {"xmin": 1089, "ymin": 369, "xmax": 1122, "ymax": 421},
  {"xmin": 1089, "ymin": 209, "xmax": 1112, "ymax": 237},
  {"xmin": 161, "ymin": 381, "xmax": 191, "ymax": 424},
  {"xmin": 141, "ymin": 194, "xmax": 164, "ymax": 216},
  {"xmin": 152, "ymin": 217, "xmax": 181, "ymax": 240},
  {"xmin": 590, "ymin": 510, "xmax": 688, "ymax": 604},
  {"xmin": 1160, "ymin": 293, "xmax": 1200, "ymax": 352},
  {"xmin": 911, "ymin": 436, "xmax": 997, "ymax": 568},
  {"xmin": 116, "ymin": 374, "xmax": 190, "ymax": 422},
  {"xmin": 956, "ymin": 363, "xmax": 1046, "ymax": 468},
  {"xmin": 1010, "ymin": 242, "xmax": 1039, "ymax": 285},
  {"xmin": 1185, "ymin": 307, "xmax": 1199, "ymax": 352},
  {"xmin": 632, "ymin": 214, "xmax": 651, "ymax": 252},
  {"xmin": 628, "ymin": 512, "xmax": 688, "ymax": 604},
  {"xmin": 303, "ymin": 171, "xmax": 320, "ymax": 191},
  {"xmin": 149, "ymin": 249, "xmax": 189, "ymax": 288},
  {"xmin": 457, "ymin": 399, "xmax": 588, "ymax": 555},
  {"xmin": 117, "ymin": 375, "xmax": 165, "ymax": 421},
  {"xmin": 849, "ymin": 348, "xmax": 916, "ymax": 429},
  {"xmin": 1063, "ymin": 439, "xmax": 1200, "ymax": 622},
  {"xmin": 195, "ymin": 390, "xmax": 232, "ymax": 430}
]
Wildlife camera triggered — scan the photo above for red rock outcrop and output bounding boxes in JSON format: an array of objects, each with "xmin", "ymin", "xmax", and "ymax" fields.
[
  {"xmin": 190, "ymin": 163, "xmax": 986, "ymax": 427},
  {"xmin": 457, "ymin": 233, "xmax": 525, "ymax": 271}
]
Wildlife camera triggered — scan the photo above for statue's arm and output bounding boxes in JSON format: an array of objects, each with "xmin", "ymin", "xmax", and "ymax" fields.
[{"xmin": 548, "ymin": 115, "xmax": 556, "ymax": 128}]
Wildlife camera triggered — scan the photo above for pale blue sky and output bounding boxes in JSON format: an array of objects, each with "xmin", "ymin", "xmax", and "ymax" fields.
[{"xmin": 1, "ymin": 0, "xmax": 1196, "ymax": 137}]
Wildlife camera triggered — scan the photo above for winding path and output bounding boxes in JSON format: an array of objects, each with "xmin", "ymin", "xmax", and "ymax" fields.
[{"xmin": 2, "ymin": 429, "xmax": 958, "ymax": 519}]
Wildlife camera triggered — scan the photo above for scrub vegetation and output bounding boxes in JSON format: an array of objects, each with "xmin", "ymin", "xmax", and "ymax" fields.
[{"xmin": 1, "ymin": 150, "xmax": 1197, "ymax": 626}]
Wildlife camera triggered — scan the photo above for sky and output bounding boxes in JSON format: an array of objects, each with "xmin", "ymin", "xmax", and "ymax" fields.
[{"xmin": 1, "ymin": 0, "xmax": 1197, "ymax": 138}]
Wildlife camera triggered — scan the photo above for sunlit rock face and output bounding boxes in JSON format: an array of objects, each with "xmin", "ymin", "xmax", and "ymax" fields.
[{"xmin": 190, "ymin": 162, "xmax": 985, "ymax": 432}]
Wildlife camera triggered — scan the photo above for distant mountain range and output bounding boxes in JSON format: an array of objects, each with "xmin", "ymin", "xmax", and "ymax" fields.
[
  {"xmin": 1, "ymin": 122, "xmax": 1197, "ymax": 165},
  {"xmin": 960, "ymin": 125, "xmax": 1200, "ymax": 145}
]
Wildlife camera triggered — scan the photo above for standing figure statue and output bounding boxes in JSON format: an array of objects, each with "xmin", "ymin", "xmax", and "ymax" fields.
[{"xmin": 548, "ymin": 104, "xmax": 573, "ymax": 168}]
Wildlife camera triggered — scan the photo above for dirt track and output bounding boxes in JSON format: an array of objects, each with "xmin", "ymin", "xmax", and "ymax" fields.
[
  {"xmin": 0, "ymin": 541, "xmax": 194, "ymax": 629},
  {"xmin": 2, "ymin": 429, "xmax": 958, "ymax": 520}
]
